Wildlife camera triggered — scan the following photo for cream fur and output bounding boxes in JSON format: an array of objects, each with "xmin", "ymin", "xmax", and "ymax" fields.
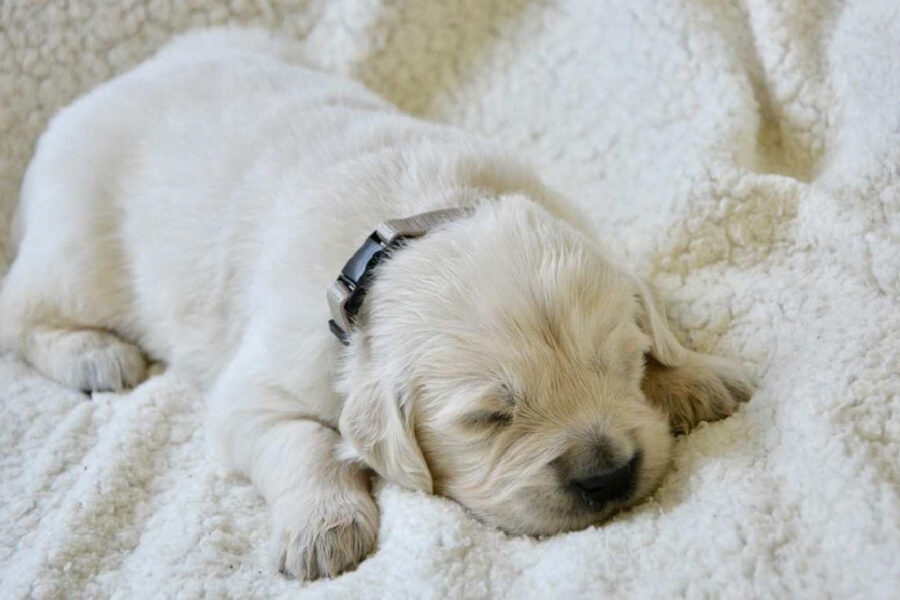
[{"xmin": 0, "ymin": 28, "xmax": 751, "ymax": 580}]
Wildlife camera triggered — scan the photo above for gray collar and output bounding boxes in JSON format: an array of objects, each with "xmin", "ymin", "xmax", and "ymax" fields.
[{"xmin": 327, "ymin": 208, "xmax": 470, "ymax": 345}]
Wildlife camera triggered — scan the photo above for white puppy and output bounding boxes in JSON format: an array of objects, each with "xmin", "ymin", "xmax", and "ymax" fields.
[{"xmin": 0, "ymin": 28, "xmax": 752, "ymax": 580}]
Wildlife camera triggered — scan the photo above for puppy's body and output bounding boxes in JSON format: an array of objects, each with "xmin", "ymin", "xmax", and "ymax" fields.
[
  {"xmin": 1, "ymin": 29, "xmax": 751, "ymax": 580},
  {"xmin": 7, "ymin": 31, "xmax": 554, "ymax": 389}
]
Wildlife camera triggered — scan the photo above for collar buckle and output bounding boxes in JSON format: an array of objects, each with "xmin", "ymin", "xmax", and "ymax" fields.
[{"xmin": 327, "ymin": 207, "xmax": 470, "ymax": 345}]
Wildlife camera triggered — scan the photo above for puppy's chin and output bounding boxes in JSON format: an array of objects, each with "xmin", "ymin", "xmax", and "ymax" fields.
[
  {"xmin": 487, "ymin": 497, "xmax": 622, "ymax": 537},
  {"xmin": 462, "ymin": 481, "xmax": 649, "ymax": 537}
]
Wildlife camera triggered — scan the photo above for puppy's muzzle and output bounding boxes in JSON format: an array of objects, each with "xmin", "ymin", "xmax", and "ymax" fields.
[{"xmin": 569, "ymin": 452, "xmax": 641, "ymax": 508}]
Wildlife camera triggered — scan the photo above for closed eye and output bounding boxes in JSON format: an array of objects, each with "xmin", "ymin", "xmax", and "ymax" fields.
[{"xmin": 461, "ymin": 410, "xmax": 513, "ymax": 428}]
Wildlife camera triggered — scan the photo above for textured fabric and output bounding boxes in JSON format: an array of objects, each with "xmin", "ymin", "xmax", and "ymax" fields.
[{"xmin": 1, "ymin": 1, "xmax": 899, "ymax": 598}]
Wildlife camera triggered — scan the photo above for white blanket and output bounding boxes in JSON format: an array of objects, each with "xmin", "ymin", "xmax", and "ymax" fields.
[{"xmin": 1, "ymin": 1, "xmax": 898, "ymax": 598}]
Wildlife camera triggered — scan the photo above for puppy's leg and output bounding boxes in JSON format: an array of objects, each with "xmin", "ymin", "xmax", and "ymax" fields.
[
  {"xmin": 0, "ymin": 119, "xmax": 144, "ymax": 393},
  {"xmin": 209, "ymin": 366, "xmax": 378, "ymax": 580},
  {"xmin": 0, "ymin": 250, "xmax": 146, "ymax": 393},
  {"xmin": 634, "ymin": 277, "xmax": 753, "ymax": 433},
  {"xmin": 17, "ymin": 325, "xmax": 147, "ymax": 393},
  {"xmin": 265, "ymin": 422, "xmax": 378, "ymax": 580}
]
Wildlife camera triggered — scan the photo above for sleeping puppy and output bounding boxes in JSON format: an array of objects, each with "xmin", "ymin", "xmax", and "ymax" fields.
[{"xmin": 0, "ymin": 28, "xmax": 752, "ymax": 580}]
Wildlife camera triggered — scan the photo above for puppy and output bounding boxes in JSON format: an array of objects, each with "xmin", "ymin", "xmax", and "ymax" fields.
[{"xmin": 0, "ymin": 28, "xmax": 752, "ymax": 580}]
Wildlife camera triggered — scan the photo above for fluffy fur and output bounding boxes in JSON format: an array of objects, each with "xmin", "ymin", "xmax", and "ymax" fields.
[{"xmin": 0, "ymin": 28, "xmax": 751, "ymax": 580}]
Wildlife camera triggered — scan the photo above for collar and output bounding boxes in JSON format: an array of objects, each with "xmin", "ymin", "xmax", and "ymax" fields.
[{"xmin": 327, "ymin": 207, "xmax": 470, "ymax": 345}]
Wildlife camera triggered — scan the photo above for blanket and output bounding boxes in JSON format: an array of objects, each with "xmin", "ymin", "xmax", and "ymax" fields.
[{"xmin": 1, "ymin": 1, "xmax": 898, "ymax": 598}]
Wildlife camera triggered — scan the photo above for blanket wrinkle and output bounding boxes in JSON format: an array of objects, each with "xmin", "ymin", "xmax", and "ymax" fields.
[{"xmin": 1, "ymin": 1, "xmax": 898, "ymax": 598}]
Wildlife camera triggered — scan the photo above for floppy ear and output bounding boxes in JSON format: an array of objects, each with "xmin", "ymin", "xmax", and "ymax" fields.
[
  {"xmin": 632, "ymin": 277, "xmax": 754, "ymax": 434},
  {"xmin": 632, "ymin": 277, "xmax": 690, "ymax": 367},
  {"xmin": 338, "ymin": 376, "xmax": 433, "ymax": 494}
]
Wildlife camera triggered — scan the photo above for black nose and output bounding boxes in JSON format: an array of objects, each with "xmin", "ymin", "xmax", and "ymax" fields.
[{"xmin": 570, "ymin": 453, "xmax": 640, "ymax": 507}]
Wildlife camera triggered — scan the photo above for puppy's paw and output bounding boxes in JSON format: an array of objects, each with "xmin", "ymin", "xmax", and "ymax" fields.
[
  {"xmin": 642, "ymin": 353, "xmax": 753, "ymax": 434},
  {"xmin": 25, "ymin": 327, "xmax": 148, "ymax": 392},
  {"xmin": 271, "ymin": 490, "xmax": 379, "ymax": 581}
]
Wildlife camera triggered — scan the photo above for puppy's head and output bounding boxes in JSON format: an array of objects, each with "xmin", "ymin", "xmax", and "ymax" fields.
[{"xmin": 338, "ymin": 197, "xmax": 675, "ymax": 534}]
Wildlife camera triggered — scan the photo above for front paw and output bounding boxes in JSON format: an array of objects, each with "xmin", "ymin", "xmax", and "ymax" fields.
[
  {"xmin": 642, "ymin": 354, "xmax": 753, "ymax": 434},
  {"xmin": 271, "ymin": 492, "xmax": 379, "ymax": 581}
]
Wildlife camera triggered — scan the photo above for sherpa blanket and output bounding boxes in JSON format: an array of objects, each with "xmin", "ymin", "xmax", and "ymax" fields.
[{"xmin": 1, "ymin": 1, "xmax": 898, "ymax": 598}]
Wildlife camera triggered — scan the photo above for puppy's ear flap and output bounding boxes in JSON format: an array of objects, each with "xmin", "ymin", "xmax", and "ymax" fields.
[
  {"xmin": 631, "ymin": 276, "xmax": 690, "ymax": 368},
  {"xmin": 632, "ymin": 276, "xmax": 754, "ymax": 433},
  {"xmin": 339, "ymin": 378, "xmax": 433, "ymax": 494}
]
